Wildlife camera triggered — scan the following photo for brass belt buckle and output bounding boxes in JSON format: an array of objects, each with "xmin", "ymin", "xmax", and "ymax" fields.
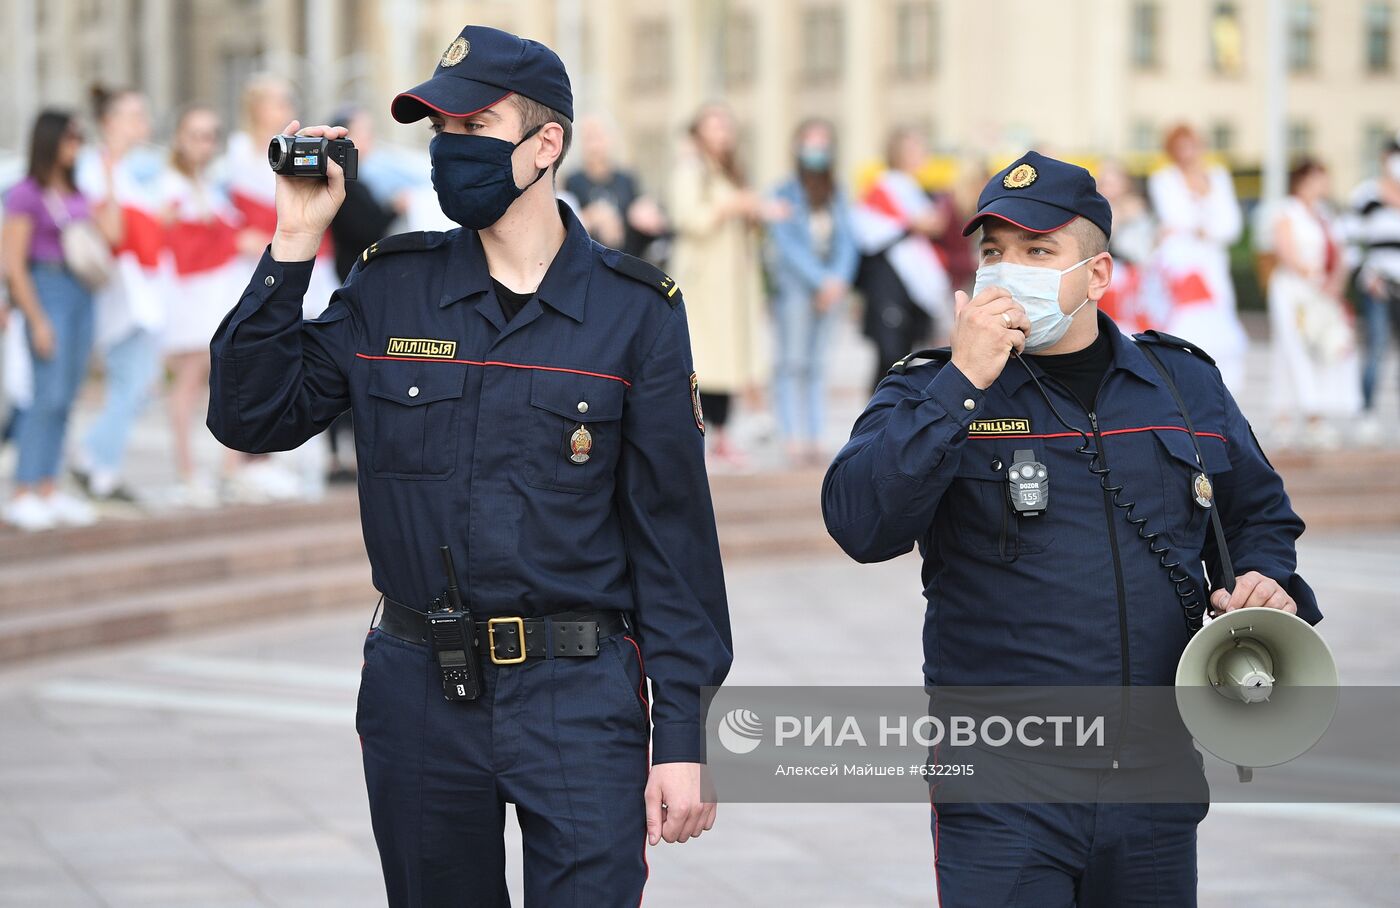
[{"xmin": 487, "ymin": 616, "xmax": 527, "ymax": 665}]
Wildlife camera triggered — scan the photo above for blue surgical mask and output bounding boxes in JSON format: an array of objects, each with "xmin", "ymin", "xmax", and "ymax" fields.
[
  {"xmin": 429, "ymin": 126, "xmax": 545, "ymax": 230},
  {"xmin": 973, "ymin": 256, "xmax": 1094, "ymax": 353},
  {"xmin": 798, "ymin": 145, "xmax": 832, "ymax": 171}
]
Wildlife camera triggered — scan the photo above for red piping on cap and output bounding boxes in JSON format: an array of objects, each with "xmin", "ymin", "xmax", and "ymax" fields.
[
  {"xmin": 391, "ymin": 89, "xmax": 514, "ymax": 122},
  {"xmin": 963, "ymin": 211, "xmax": 1079, "ymax": 236}
]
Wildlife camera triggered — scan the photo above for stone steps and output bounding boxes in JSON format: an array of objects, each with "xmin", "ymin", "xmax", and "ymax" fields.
[{"xmin": 0, "ymin": 452, "xmax": 1394, "ymax": 663}]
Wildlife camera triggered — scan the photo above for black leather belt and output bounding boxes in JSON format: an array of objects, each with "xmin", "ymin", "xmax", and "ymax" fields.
[{"xmin": 376, "ymin": 596, "xmax": 630, "ymax": 663}]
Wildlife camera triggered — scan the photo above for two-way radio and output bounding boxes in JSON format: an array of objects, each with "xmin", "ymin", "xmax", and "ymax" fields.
[{"xmin": 427, "ymin": 546, "xmax": 483, "ymax": 701}]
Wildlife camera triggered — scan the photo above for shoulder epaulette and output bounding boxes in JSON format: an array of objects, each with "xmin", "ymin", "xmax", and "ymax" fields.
[
  {"xmin": 358, "ymin": 231, "xmax": 447, "ymax": 267},
  {"xmin": 602, "ymin": 251, "xmax": 682, "ymax": 307},
  {"xmin": 888, "ymin": 347, "xmax": 952, "ymax": 375},
  {"xmin": 1132, "ymin": 330, "xmax": 1216, "ymax": 366}
]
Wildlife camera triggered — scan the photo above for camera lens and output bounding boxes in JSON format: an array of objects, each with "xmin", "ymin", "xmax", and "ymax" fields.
[{"xmin": 267, "ymin": 135, "xmax": 289, "ymax": 171}]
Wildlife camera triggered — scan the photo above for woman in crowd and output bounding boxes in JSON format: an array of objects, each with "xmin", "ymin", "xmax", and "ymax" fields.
[
  {"xmin": 158, "ymin": 105, "xmax": 265, "ymax": 506},
  {"xmin": 852, "ymin": 127, "xmax": 950, "ymax": 391},
  {"xmin": 1147, "ymin": 123, "xmax": 1248, "ymax": 392},
  {"xmin": 1, "ymin": 110, "xmax": 119, "ymax": 530},
  {"xmin": 669, "ymin": 102, "xmax": 777, "ymax": 467},
  {"xmin": 1096, "ymin": 159, "xmax": 1157, "ymax": 334},
  {"xmin": 1268, "ymin": 158, "xmax": 1359, "ymax": 447},
  {"xmin": 72, "ymin": 85, "xmax": 165, "ymax": 504},
  {"xmin": 220, "ymin": 73, "xmax": 326, "ymax": 500},
  {"xmin": 1346, "ymin": 134, "xmax": 1400, "ymax": 442},
  {"xmin": 766, "ymin": 118, "xmax": 858, "ymax": 466}
]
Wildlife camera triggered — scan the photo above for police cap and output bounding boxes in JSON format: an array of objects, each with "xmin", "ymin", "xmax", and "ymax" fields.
[
  {"xmin": 391, "ymin": 25, "xmax": 573, "ymax": 124},
  {"xmin": 963, "ymin": 150, "xmax": 1112, "ymax": 239}
]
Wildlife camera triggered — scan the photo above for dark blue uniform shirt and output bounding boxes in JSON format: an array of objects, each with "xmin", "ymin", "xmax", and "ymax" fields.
[
  {"xmin": 208, "ymin": 203, "xmax": 732, "ymax": 764},
  {"xmin": 822, "ymin": 314, "xmax": 1319, "ymax": 763}
]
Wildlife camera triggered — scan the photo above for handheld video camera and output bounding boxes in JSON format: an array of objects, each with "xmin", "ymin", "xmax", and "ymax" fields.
[{"xmin": 267, "ymin": 134, "xmax": 359, "ymax": 180}]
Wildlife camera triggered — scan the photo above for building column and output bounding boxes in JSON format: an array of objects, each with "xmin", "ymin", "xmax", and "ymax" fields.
[
  {"xmin": 670, "ymin": 0, "xmax": 705, "ymax": 136},
  {"xmin": 141, "ymin": 0, "xmax": 175, "ymax": 118},
  {"xmin": 753, "ymin": 0, "xmax": 793, "ymax": 187},
  {"xmin": 304, "ymin": 0, "xmax": 336, "ymax": 120},
  {"xmin": 841, "ymin": 0, "xmax": 882, "ymax": 171}
]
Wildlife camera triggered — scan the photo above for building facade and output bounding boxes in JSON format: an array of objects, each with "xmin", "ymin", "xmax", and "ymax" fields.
[{"xmin": 4, "ymin": 0, "xmax": 1397, "ymax": 198}]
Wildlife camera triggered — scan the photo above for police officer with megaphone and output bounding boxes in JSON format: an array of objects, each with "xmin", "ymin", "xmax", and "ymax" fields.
[{"xmin": 823, "ymin": 151, "xmax": 1322, "ymax": 906}]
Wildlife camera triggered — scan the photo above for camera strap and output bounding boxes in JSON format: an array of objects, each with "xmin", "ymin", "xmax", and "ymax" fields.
[{"xmin": 1135, "ymin": 343, "xmax": 1236, "ymax": 595}]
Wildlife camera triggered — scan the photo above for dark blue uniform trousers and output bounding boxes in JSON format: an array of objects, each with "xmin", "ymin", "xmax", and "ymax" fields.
[
  {"xmin": 355, "ymin": 626, "xmax": 651, "ymax": 907},
  {"xmin": 931, "ymin": 790, "xmax": 1208, "ymax": 907}
]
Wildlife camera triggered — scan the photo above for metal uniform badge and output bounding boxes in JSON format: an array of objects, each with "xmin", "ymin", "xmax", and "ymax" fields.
[
  {"xmin": 690, "ymin": 372, "xmax": 705, "ymax": 434},
  {"xmin": 569, "ymin": 425, "xmax": 593, "ymax": 464},
  {"xmin": 1192, "ymin": 472, "xmax": 1214, "ymax": 509},
  {"xmin": 1003, "ymin": 164, "xmax": 1038, "ymax": 189},
  {"xmin": 441, "ymin": 37, "xmax": 470, "ymax": 67}
]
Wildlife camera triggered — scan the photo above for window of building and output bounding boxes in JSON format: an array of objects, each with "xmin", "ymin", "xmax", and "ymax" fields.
[
  {"xmin": 1130, "ymin": 2, "xmax": 1160, "ymax": 69},
  {"xmin": 801, "ymin": 5, "xmax": 844, "ymax": 83},
  {"xmin": 1287, "ymin": 120, "xmax": 1314, "ymax": 156},
  {"xmin": 1210, "ymin": 122, "xmax": 1234, "ymax": 154},
  {"xmin": 722, "ymin": 11, "xmax": 756, "ymax": 88},
  {"xmin": 1367, "ymin": 2, "xmax": 1393, "ymax": 72},
  {"xmin": 631, "ymin": 19, "xmax": 671, "ymax": 92},
  {"xmin": 1209, "ymin": 2, "xmax": 1244, "ymax": 76},
  {"xmin": 1130, "ymin": 120, "xmax": 1157, "ymax": 153},
  {"xmin": 894, "ymin": 1, "xmax": 937, "ymax": 79},
  {"xmin": 633, "ymin": 128, "xmax": 670, "ymax": 201},
  {"xmin": 1362, "ymin": 122, "xmax": 1394, "ymax": 176},
  {"xmin": 1287, "ymin": 1, "xmax": 1317, "ymax": 72}
]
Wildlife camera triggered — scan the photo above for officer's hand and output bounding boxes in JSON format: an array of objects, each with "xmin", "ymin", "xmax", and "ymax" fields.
[
  {"xmin": 270, "ymin": 119, "xmax": 348, "ymax": 262},
  {"xmin": 949, "ymin": 287, "xmax": 1031, "ymax": 390},
  {"xmin": 1209, "ymin": 571, "xmax": 1297, "ymax": 616},
  {"xmin": 645, "ymin": 762, "xmax": 716, "ymax": 845}
]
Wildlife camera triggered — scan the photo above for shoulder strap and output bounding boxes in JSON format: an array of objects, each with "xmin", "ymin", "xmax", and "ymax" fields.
[
  {"xmin": 40, "ymin": 189, "xmax": 73, "ymax": 227},
  {"xmin": 1133, "ymin": 329, "xmax": 1216, "ymax": 365},
  {"xmin": 1136, "ymin": 342, "xmax": 1237, "ymax": 595},
  {"xmin": 888, "ymin": 347, "xmax": 951, "ymax": 375},
  {"xmin": 603, "ymin": 251, "xmax": 682, "ymax": 307},
  {"xmin": 359, "ymin": 231, "xmax": 444, "ymax": 267}
]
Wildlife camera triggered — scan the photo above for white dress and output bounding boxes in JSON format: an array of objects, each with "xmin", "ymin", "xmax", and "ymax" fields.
[
  {"xmin": 75, "ymin": 145, "xmax": 168, "ymax": 347},
  {"xmin": 220, "ymin": 132, "xmax": 341, "ymax": 319},
  {"xmin": 1147, "ymin": 165, "xmax": 1249, "ymax": 393},
  {"xmin": 1267, "ymin": 198, "xmax": 1360, "ymax": 418},
  {"xmin": 158, "ymin": 169, "xmax": 246, "ymax": 354}
]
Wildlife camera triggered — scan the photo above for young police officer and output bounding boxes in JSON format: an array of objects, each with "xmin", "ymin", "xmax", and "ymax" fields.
[
  {"xmin": 207, "ymin": 25, "xmax": 731, "ymax": 907},
  {"xmin": 823, "ymin": 152, "xmax": 1320, "ymax": 906}
]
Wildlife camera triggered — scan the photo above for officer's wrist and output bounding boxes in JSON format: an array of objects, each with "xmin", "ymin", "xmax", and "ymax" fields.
[{"xmin": 271, "ymin": 229, "xmax": 322, "ymax": 263}]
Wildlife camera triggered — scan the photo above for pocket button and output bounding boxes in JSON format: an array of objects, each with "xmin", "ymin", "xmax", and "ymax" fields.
[{"xmin": 408, "ymin": 386, "xmax": 419, "ymax": 398}]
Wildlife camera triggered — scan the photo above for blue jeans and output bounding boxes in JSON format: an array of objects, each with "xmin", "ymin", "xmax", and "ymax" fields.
[
  {"xmin": 82, "ymin": 324, "xmax": 161, "ymax": 474},
  {"xmin": 15, "ymin": 265, "xmax": 94, "ymax": 485},
  {"xmin": 1360, "ymin": 289, "xmax": 1400, "ymax": 412},
  {"xmin": 772, "ymin": 285, "xmax": 841, "ymax": 442}
]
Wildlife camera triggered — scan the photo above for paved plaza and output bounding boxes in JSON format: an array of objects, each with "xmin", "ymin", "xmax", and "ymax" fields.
[
  {"xmin": 3, "ymin": 316, "xmax": 1400, "ymax": 904},
  {"xmin": 2, "ymin": 528, "xmax": 1399, "ymax": 907}
]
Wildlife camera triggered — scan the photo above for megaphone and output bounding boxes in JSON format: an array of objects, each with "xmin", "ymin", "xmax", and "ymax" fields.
[{"xmin": 1175, "ymin": 607, "xmax": 1338, "ymax": 777}]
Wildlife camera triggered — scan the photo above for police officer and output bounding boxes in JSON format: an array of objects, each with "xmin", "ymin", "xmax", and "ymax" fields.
[
  {"xmin": 207, "ymin": 25, "xmax": 731, "ymax": 907},
  {"xmin": 822, "ymin": 151, "xmax": 1320, "ymax": 906}
]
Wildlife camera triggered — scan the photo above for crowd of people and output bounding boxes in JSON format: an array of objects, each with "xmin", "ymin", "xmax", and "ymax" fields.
[{"xmin": 2, "ymin": 79, "xmax": 1399, "ymax": 532}]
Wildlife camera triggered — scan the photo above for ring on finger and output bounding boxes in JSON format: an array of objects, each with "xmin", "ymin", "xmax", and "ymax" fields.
[{"xmin": 1001, "ymin": 312, "xmax": 1012, "ymax": 327}]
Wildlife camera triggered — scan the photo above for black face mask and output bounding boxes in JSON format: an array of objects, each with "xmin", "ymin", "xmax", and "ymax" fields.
[{"xmin": 429, "ymin": 125, "xmax": 546, "ymax": 229}]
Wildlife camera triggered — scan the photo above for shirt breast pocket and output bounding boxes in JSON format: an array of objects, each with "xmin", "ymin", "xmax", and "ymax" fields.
[
  {"xmin": 525, "ymin": 370, "xmax": 626, "ymax": 494},
  {"xmin": 947, "ymin": 442, "xmax": 1055, "ymax": 558},
  {"xmin": 364, "ymin": 360, "xmax": 467, "ymax": 479},
  {"xmin": 1152, "ymin": 428, "xmax": 1233, "ymax": 549}
]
